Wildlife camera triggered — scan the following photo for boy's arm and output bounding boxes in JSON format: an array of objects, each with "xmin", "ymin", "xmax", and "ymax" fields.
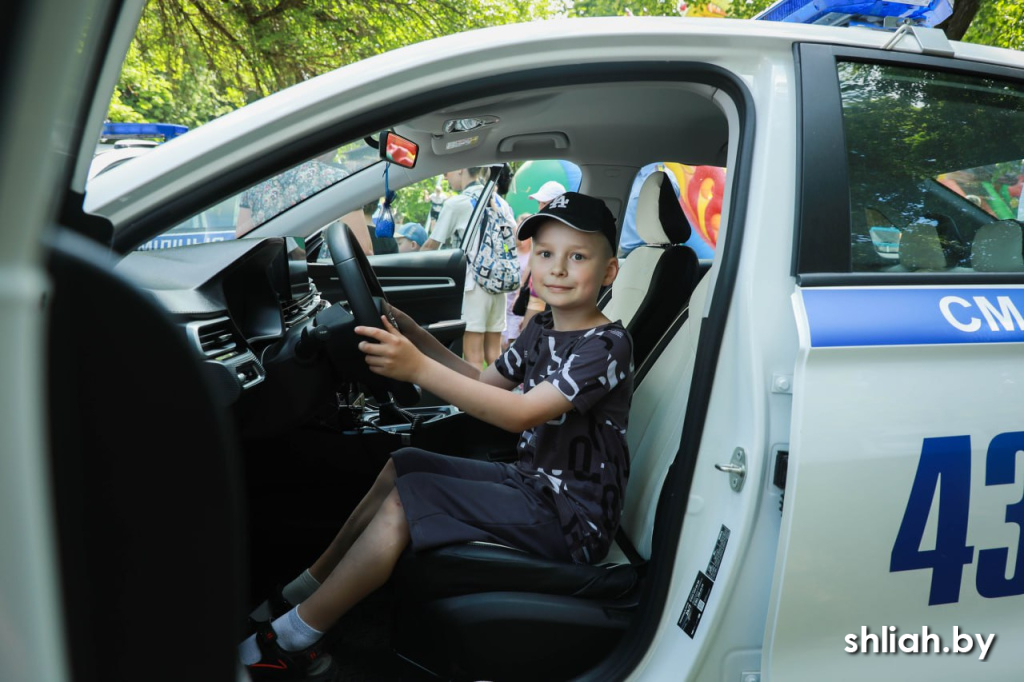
[
  {"xmin": 389, "ymin": 307, "xmax": 482, "ymax": 380},
  {"xmin": 357, "ymin": 319, "xmax": 570, "ymax": 432}
]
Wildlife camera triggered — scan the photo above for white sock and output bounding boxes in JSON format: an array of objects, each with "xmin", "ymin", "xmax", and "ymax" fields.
[
  {"xmin": 238, "ymin": 606, "xmax": 324, "ymax": 665},
  {"xmin": 281, "ymin": 568, "xmax": 321, "ymax": 605},
  {"xmin": 274, "ymin": 606, "xmax": 324, "ymax": 651},
  {"xmin": 238, "ymin": 634, "xmax": 261, "ymax": 665},
  {"xmin": 249, "ymin": 569, "xmax": 321, "ymax": 623}
]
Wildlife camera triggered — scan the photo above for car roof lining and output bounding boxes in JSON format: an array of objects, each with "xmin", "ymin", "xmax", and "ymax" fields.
[
  {"xmin": 397, "ymin": 81, "xmax": 728, "ymax": 170},
  {"xmin": 234, "ymin": 80, "xmax": 731, "ymax": 243}
]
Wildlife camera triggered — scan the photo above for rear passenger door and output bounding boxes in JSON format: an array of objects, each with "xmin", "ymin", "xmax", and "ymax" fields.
[{"xmin": 767, "ymin": 44, "xmax": 1024, "ymax": 681}]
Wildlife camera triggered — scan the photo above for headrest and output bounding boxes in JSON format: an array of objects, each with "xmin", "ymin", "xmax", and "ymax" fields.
[
  {"xmin": 971, "ymin": 220, "xmax": 1024, "ymax": 272},
  {"xmin": 635, "ymin": 171, "xmax": 691, "ymax": 245},
  {"xmin": 899, "ymin": 223, "xmax": 947, "ymax": 271}
]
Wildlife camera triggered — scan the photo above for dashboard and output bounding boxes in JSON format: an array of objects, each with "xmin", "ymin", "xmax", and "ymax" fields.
[{"xmin": 114, "ymin": 237, "xmax": 328, "ymax": 413}]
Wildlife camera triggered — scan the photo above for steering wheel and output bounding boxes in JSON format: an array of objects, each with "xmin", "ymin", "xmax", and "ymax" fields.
[{"xmin": 325, "ymin": 221, "xmax": 420, "ymax": 407}]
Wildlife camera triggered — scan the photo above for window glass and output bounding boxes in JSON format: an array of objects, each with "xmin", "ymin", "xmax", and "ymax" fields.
[
  {"xmin": 620, "ymin": 162, "xmax": 723, "ymax": 259},
  {"xmin": 839, "ymin": 61, "xmax": 1024, "ymax": 273},
  {"xmin": 135, "ymin": 139, "xmax": 379, "ymax": 252},
  {"xmin": 386, "ymin": 160, "xmax": 581, "ymax": 254},
  {"xmin": 314, "ymin": 196, "xmax": 403, "ymax": 264},
  {"xmin": 313, "ymin": 164, "xmax": 516, "ymax": 263},
  {"xmin": 421, "ymin": 167, "xmax": 492, "ymax": 251}
]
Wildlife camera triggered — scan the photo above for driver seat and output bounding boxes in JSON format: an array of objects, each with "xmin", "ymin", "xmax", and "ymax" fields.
[{"xmin": 389, "ymin": 210, "xmax": 710, "ymax": 679}]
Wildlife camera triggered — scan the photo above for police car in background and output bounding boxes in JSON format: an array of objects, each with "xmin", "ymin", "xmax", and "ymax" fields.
[
  {"xmin": 4, "ymin": 0, "xmax": 1024, "ymax": 681},
  {"xmin": 88, "ymin": 122, "xmax": 240, "ymax": 250},
  {"xmin": 88, "ymin": 122, "xmax": 187, "ymax": 179}
]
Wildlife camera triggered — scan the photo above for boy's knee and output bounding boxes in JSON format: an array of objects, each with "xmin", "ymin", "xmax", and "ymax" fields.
[{"xmin": 380, "ymin": 488, "xmax": 407, "ymax": 524}]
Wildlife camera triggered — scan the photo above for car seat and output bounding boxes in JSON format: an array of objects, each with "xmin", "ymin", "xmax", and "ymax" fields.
[
  {"xmin": 600, "ymin": 170, "xmax": 702, "ymax": 380},
  {"xmin": 896, "ymin": 215, "xmax": 972, "ymax": 272},
  {"xmin": 898, "ymin": 222, "xmax": 948, "ymax": 271},
  {"xmin": 389, "ymin": 236, "xmax": 713, "ymax": 680},
  {"xmin": 971, "ymin": 219, "xmax": 1024, "ymax": 272}
]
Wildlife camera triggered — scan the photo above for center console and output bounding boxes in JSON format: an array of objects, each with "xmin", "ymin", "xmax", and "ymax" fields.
[{"xmin": 361, "ymin": 403, "xmax": 518, "ymax": 463}]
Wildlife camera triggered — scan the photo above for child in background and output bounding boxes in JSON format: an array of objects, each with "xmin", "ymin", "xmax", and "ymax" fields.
[{"xmin": 395, "ymin": 222, "xmax": 427, "ymax": 252}]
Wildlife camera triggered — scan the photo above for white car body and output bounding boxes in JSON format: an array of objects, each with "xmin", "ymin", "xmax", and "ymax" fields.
[{"xmin": 4, "ymin": 2, "xmax": 1024, "ymax": 681}]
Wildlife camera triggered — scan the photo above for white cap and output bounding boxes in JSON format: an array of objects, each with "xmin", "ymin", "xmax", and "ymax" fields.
[{"xmin": 528, "ymin": 180, "xmax": 567, "ymax": 204}]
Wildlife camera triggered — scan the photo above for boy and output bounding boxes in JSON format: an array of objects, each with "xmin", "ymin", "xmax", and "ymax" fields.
[
  {"xmin": 394, "ymin": 221, "xmax": 427, "ymax": 252},
  {"xmin": 240, "ymin": 192, "xmax": 633, "ymax": 681}
]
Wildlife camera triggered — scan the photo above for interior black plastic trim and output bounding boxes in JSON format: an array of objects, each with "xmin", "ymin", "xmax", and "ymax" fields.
[{"xmin": 794, "ymin": 43, "xmax": 850, "ymax": 275}]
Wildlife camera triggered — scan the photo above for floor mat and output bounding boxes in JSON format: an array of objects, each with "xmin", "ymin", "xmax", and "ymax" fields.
[{"xmin": 327, "ymin": 588, "xmax": 437, "ymax": 682}]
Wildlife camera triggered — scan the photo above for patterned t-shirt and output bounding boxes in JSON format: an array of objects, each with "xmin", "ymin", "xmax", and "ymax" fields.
[{"xmin": 496, "ymin": 311, "xmax": 633, "ymax": 563}]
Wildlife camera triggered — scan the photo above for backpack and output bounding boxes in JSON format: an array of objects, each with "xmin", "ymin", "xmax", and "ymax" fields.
[{"xmin": 468, "ymin": 195, "xmax": 521, "ymax": 294}]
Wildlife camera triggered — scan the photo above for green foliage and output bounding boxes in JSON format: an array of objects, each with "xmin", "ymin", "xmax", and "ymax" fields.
[
  {"xmin": 726, "ymin": 0, "xmax": 775, "ymax": 20},
  {"xmin": 964, "ymin": 0, "xmax": 1024, "ymax": 53},
  {"xmin": 569, "ymin": 0, "xmax": 679, "ymax": 16},
  {"xmin": 568, "ymin": 0, "xmax": 776, "ymax": 19},
  {"xmin": 111, "ymin": 0, "xmax": 559, "ymax": 127},
  {"xmin": 111, "ymin": 0, "xmax": 1023, "ymax": 129},
  {"xmin": 393, "ymin": 176, "xmax": 443, "ymax": 225}
]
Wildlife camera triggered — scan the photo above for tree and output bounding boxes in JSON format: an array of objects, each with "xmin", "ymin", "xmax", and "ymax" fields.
[
  {"xmin": 110, "ymin": 0, "xmax": 558, "ymax": 127},
  {"xmin": 570, "ymin": 0, "xmax": 680, "ymax": 16},
  {"xmin": 962, "ymin": 0, "xmax": 1024, "ymax": 52},
  {"xmin": 111, "ymin": 0, "xmax": 1024, "ymax": 128},
  {"xmin": 938, "ymin": 0, "xmax": 982, "ymax": 40}
]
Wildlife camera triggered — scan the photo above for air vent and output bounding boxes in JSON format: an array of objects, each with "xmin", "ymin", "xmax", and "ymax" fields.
[{"xmin": 194, "ymin": 318, "xmax": 243, "ymax": 362}]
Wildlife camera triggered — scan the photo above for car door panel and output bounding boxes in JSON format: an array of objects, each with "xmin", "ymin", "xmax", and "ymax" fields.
[
  {"xmin": 309, "ymin": 248, "xmax": 467, "ymax": 347},
  {"xmin": 767, "ymin": 45, "xmax": 1024, "ymax": 681}
]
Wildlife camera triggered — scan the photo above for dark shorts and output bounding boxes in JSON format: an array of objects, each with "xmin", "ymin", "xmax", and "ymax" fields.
[{"xmin": 391, "ymin": 447, "xmax": 571, "ymax": 562}]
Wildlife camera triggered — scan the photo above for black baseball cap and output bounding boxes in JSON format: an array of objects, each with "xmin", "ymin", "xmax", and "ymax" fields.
[{"xmin": 517, "ymin": 192, "xmax": 617, "ymax": 253}]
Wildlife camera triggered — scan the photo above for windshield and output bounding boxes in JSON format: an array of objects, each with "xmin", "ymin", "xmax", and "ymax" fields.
[{"xmin": 136, "ymin": 139, "xmax": 379, "ymax": 252}]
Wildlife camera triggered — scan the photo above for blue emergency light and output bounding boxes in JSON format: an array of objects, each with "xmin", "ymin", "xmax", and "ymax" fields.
[
  {"xmin": 754, "ymin": 0, "xmax": 953, "ymax": 28},
  {"xmin": 100, "ymin": 122, "xmax": 188, "ymax": 142}
]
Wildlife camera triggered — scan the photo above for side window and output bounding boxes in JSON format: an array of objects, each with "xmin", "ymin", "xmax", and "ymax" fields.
[
  {"xmin": 414, "ymin": 160, "xmax": 582, "ymax": 252},
  {"xmin": 620, "ymin": 162, "xmax": 723, "ymax": 259},
  {"xmin": 503, "ymin": 159, "xmax": 581, "ymax": 224},
  {"xmin": 135, "ymin": 140, "xmax": 379, "ymax": 252},
  {"xmin": 839, "ymin": 61, "xmax": 1024, "ymax": 273}
]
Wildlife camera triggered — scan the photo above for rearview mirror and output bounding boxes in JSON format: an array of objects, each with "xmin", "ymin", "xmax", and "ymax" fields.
[{"xmin": 380, "ymin": 131, "xmax": 418, "ymax": 169}]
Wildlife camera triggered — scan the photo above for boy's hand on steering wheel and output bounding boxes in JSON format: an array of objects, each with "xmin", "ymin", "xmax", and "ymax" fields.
[{"xmin": 355, "ymin": 315, "xmax": 425, "ymax": 384}]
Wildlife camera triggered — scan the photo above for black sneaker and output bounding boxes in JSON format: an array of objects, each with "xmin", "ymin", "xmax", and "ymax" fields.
[
  {"xmin": 246, "ymin": 621, "xmax": 338, "ymax": 682},
  {"xmin": 247, "ymin": 585, "xmax": 295, "ymax": 631}
]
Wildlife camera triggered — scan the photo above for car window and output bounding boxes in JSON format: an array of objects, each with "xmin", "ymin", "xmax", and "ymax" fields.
[
  {"xmin": 311, "ymin": 171, "xmax": 479, "ymax": 264},
  {"xmin": 373, "ymin": 160, "xmax": 582, "ymax": 255},
  {"xmin": 839, "ymin": 61, "xmax": 1024, "ymax": 273},
  {"xmin": 620, "ymin": 162, "xmax": 723, "ymax": 259},
  {"xmin": 136, "ymin": 139, "xmax": 379, "ymax": 252}
]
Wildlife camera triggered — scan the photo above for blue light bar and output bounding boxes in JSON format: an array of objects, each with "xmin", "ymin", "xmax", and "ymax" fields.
[
  {"xmin": 100, "ymin": 122, "xmax": 189, "ymax": 142},
  {"xmin": 754, "ymin": 0, "xmax": 953, "ymax": 28}
]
